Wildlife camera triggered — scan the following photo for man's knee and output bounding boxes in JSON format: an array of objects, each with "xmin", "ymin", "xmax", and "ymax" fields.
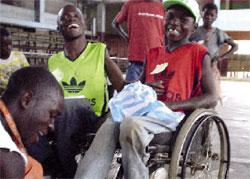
[{"xmin": 120, "ymin": 117, "xmax": 141, "ymax": 141}]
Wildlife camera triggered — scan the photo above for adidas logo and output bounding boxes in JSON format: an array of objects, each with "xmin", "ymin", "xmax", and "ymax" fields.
[{"xmin": 62, "ymin": 77, "xmax": 85, "ymax": 93}]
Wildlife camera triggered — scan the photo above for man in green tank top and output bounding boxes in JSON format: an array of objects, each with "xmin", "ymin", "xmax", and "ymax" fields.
[{"xmin": 27, "ymin": 5, "xmax": 125, "ymax": 178}]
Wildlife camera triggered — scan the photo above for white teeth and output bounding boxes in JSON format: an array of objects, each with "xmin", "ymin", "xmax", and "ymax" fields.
[
  {"xmin": 38, "ymin": 131, "xmax": 44, "ymax": 136},
  {"xmin": 169, "ymin": 29, "xmax": 178, "ymax": 33},
  {"xmin": 169, "ymin": 29, "xmax": 180, "ymax": 35},
  {"xmin": 68, "ymin": 24, "xmax": 79, "ymax": 29}
]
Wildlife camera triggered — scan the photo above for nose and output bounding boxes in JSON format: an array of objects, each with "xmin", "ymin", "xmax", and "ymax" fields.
[
  {"xmin": 171, "ymin": 17, "xmax": 181, "ymax": 25},
  {"xmin": 205, "ymin": 14, "xmax": 212, "ymax": 20},
  {"xmin": 67, "ymin": 12, "xmax": 77, "ymax": 21}
]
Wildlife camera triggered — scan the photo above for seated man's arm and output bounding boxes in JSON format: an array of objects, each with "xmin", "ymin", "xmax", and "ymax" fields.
[
  {"xmin": 0, "ymin": 148, "xmax": 25, "ymax": 178},
  {"xmin": 164, "ymin": 54, "xmax": 217, "ymax": 111},
  {"xmin": 105, "ymin": 50, "xmax": 127, "ymax": 92}
]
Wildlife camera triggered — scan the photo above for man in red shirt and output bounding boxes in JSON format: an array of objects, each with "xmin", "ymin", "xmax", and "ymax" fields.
[{"xmin": 112, "ymin": 0, "xmax": 165, "ymax": 81}]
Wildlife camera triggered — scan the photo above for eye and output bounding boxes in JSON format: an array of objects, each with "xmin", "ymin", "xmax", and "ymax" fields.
[
  {"xmin": 166, "ymin": 12, "xmax": 174, "ymax": 20},
  {"xmin": 180, "ymin": 17, "xmax": 188, "ymax": 23}
]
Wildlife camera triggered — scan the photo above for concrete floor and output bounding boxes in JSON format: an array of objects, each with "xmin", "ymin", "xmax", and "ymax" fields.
[{"xmin": 215, "ymin": 80, "xmax": 250, "ymax": 179}]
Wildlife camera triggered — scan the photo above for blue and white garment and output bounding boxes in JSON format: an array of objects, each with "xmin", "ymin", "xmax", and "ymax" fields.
[{"xmin": 108, "ymin": 81, "xmax": 185, "ymax": 131}]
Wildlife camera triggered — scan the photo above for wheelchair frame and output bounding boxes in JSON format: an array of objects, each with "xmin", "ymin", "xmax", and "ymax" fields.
[{"xmin": 114, "ymin": 109, "xmax": 231, "ymax": 179}]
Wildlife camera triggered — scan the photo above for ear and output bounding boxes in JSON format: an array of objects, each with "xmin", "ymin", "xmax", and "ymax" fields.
[
  {"xmin": 20, "ymin": 91, "xmax": 34, "ymax": 109},
  {"xmin": 192, "ymin": 23, "xmax": 198, "ymax": 34},
  {"xmin": 57, "ymin": 26, "xmax": 62, "ymax": 34}
]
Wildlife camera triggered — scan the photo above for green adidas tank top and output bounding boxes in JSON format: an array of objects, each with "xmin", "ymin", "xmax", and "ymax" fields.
[{"xmin": 48, "ymin": 42, "xmax": 108, "ymax": 117}]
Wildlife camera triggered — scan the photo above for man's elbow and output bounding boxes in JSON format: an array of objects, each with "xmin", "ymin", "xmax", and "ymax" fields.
[
  {"xmin": 208, "ymin": 94, "xmax": 218, "ymax": 108},
  {"xmin": 111, "ymin": 19, "xmax": 118, "ymax": 29},
  {"xmin": 233, "ymin": 43, "xmax": 239, "ymax": 52}
]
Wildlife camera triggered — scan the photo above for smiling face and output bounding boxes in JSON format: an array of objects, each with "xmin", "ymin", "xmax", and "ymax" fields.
[
  {"xmin": 165, "ymin": 5, "xmax": 197, "ymax": 44},
  {"xmin": 18, "ymin": 91, "xmax": 64, "ymax": 147},
  {"xmin": 57, "ymin": 5, "xmax": 86, "ymax": 41},
  {"xmin": 0, "ymin": 35, "xmax": 12, "ymax": 59},
  {"xmin": 202, "ymin": 8, "xmax": 217, "ymax": 29}
]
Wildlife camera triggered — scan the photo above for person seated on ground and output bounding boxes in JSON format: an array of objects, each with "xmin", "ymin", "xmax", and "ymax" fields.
[
  {"xmin": 189, "ymin": 3, "xmax": 238, "ymax": 104},
  {"xmin": 74, "ymin": 0, "xmax": 217, "ymax": 178},
  {"xmin": 0, "ymin": 27, "xmax": 29, "ymax": 95},
  {"xmin": 26, "ymin": 4, "xmax": 125, "ymax": 178},
  {"xmin": 0, "ymin": 67, "xmax": 64, "ymax": 178}
]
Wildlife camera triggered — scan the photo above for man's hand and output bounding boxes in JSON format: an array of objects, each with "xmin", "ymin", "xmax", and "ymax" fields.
[{"xmin": 145, "ymin": 81, "xmax": 165, "ymax": 97}]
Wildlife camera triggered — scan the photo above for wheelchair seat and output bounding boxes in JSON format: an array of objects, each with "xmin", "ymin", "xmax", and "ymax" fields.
[{"xmin": 150, "ymin": 131, "xmax": 173, "ymax": 145}]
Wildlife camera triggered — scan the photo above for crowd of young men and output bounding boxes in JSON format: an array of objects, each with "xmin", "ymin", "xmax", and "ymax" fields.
[{"xmin": 0, "ymin": 0, "xmax": 237, "ymax": 178}]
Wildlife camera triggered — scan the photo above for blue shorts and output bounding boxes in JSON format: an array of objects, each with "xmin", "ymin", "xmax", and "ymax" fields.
[{"xmin": 125, "ymin": 61, "xmax": 144, "ymax": 82}]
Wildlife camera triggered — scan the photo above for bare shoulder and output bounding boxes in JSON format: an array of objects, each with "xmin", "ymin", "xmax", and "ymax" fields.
[{"xmin": 0, "ymin": 148, "xmax": 25, "ymax": 178}]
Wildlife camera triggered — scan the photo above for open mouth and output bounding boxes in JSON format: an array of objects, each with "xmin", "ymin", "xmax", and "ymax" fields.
[
  {"xmin": 68, "ymin": 24, "xmax": 79, "ymax": 30},
  {"xmin": 168, "ymin": 29, "xmax": 180, "ymax": 36}
]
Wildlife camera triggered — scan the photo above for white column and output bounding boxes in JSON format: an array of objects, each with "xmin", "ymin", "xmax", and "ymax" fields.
[
  {"xmin": 34, "ymin": 0, "xmax": 45, "ymax": 23},
  {"xmin": 97, "ymin": 2, "xmax": 106, "ymax": 33}
]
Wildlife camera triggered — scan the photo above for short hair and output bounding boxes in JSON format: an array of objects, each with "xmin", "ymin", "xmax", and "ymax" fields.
[
  {"xmin": 202, "ymin": 3, "xmax": 218, "ymax": 14},
  {"xmin": 57, "ymin": 5, "xmax": 82, "ymax": 26},
  {"xmin": 3, "ymin": 67, "xmax": 63, "ymax": 102},
  {"xmin": 0, "ymin": 27, "xmax": 11, "ymax": 37}
]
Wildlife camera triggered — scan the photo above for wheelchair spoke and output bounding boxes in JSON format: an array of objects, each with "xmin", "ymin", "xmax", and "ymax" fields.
[{"xmin": 168, "ymin": 109, "xmax": 230, "ymax": 179}]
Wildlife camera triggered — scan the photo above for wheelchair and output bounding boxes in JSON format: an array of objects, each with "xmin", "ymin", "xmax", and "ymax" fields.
[{"xmin": 110, "ymin": 108, "xmax": 230, "ymax": 179}]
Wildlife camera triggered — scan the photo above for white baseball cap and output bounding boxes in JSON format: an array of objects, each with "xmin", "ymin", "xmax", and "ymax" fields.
[{"xmin": 163, "ymin": 0, "xmax": 201, "ymax": 23}]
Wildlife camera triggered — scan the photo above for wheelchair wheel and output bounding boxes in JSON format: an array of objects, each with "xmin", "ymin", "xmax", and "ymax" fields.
[{"xmin": 168, "ymin": 109, "xmax": 230, "ymax": 179}]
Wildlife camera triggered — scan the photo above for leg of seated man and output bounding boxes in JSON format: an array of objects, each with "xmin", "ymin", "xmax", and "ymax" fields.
[
  {"xmin": 74, "ymin": 114, "xmax": 120, "ymax": 179},
  {"xmin": 120, "ymin": 116, "xmax": 172, "ymax": 179},
  {"xmin": 54, "ymin": 98, "xmax": 98, "ymax": 178}
]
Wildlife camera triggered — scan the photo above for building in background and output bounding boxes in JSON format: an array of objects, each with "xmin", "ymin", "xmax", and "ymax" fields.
[{"xmin": 0, "ymin": 0, "xmax": 249, "ymax": 76}]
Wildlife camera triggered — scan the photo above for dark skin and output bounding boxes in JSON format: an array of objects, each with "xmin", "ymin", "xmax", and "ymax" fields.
[
  {"xmin": 0, "ymin": 35, "xmax": 12, "ymax": 59},
  {"xmin": 202, "ymin": 8, "xmax": 238, "ymax": 65},
  {"xmin": 139, "ymin": 6, "xmax": 217, "ymax": 111},
  {"xmin": 0, "ymin": 149, "xmax": 25, "ymax": 178},
  {"xmin": 58, "ymin": 5, "xmax": 216, "ymax": 112},
  {"xmin": 0, "ymin": 90, "xmax": 64, "ymax": 178},
  {"xmin": 57, "ymin": 5, "xmax": 125, "ymax": 92},
  {"xmin": 0, "ymin": 35, "xmax": 12, "ymax": 94}
]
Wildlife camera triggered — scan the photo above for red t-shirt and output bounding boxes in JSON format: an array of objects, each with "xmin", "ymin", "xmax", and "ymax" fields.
[
  {"xmin": 145, "ymin": 43, "xmax": 208, "ymax": 102},
  {"xmin": 116, "ymin": 1, "xmax": 165, "ymax": 62}
]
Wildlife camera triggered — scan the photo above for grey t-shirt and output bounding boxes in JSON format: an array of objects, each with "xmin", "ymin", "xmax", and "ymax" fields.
[{"xmin": 189, "ymin": 27, "xmax": 231, "ymax": 60}]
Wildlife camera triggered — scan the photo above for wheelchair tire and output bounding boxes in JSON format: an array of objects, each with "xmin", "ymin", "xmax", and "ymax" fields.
[{"xmin": 168, "ymin": 109, "xmax": 230, "ymax": 179}]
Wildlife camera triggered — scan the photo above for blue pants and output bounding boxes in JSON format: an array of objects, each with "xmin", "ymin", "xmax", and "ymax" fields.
[
  {"xmin": 27, "ymin": 98, "xmax": 102, "ymax": 178},
  {"xmin": 125, "ymin": 61, "xmax": 144, "ymax": 82}
]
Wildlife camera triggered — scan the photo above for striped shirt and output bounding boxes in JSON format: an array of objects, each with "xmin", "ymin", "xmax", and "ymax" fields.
[{"xmin": 0, "ymin": 51, "xmax": 29, "ymax": 90}]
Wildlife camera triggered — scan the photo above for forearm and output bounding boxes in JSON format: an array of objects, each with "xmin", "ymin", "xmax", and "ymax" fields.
[
  {"xmin": 112, "ymin": 19, "xmax": 128, "ymax": 43},
  {"xmin": 164, "ymin": 93, "xmax": 217, "ymax": 111},
  {"xmin": 105, "ymin": 51, "xmax": 127, "ymax": 92},
  {"xmin": 218, "ymin": 40, "xmax": 238, "ymax": 60}
]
